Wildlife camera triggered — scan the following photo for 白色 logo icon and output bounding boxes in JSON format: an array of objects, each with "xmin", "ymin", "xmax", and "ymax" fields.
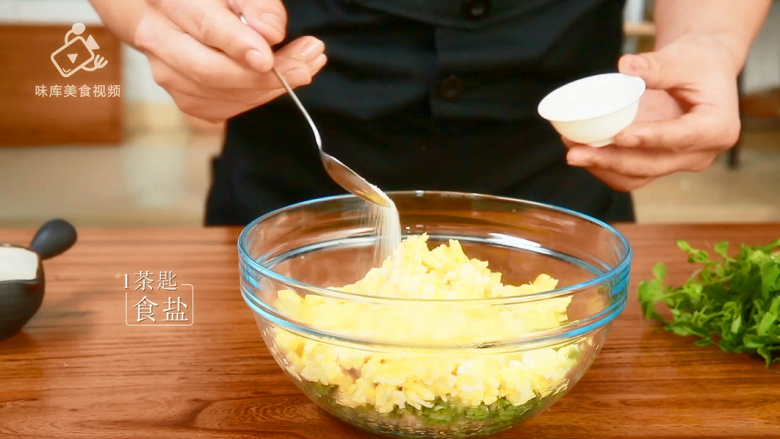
[{"xmin": 50, "ymin": 23, "xmax": 108, "ymax": 78}]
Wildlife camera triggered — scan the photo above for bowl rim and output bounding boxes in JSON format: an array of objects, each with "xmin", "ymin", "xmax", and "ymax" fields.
[
  {"xmin": 237, "ymin": 190, "xmax": 633, "ymax": 305},
  {"xmin": 537, "ymin": 72, "xmax": 646, "ymax": 123}
]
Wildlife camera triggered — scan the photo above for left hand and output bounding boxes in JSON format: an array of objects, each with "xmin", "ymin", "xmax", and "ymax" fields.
[{"xmin": 563, "ymin": 36, "xmax": 742, "ymax": 191}]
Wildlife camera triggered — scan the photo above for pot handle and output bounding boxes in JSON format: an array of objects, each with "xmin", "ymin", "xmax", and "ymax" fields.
[{"xmin": 29, "ymin": 219, "xmax": 78, "ymax": 260}]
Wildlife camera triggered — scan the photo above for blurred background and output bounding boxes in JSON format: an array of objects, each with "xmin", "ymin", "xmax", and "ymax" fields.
[{"xmin": 0, "ymin": 0, "xmax": 779, "ymax": 229}]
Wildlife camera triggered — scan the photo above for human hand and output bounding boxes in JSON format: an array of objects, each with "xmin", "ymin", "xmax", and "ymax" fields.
[
  {"xmin": 563, "ymin": 36, "xmax": 741, "ymax": 191},
  {"xmin": 134, "ymin": 0, "xmax": 327, "ymax": 122}
]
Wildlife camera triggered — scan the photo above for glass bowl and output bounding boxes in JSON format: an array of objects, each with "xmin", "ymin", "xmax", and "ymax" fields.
[{"xmin": 238, "ymin": 191, "xmax": 631, "ymax": 438}]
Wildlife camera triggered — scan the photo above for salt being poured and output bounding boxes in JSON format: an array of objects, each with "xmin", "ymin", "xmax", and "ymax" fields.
[{"xmin": 359, "ymin": 197, "xmax": 402, "ymax": 269}]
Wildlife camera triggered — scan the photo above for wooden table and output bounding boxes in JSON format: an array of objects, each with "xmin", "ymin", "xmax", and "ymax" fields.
[{"xmin": 1, "ymin": 224, "xmax": 779, "ymax": 438}]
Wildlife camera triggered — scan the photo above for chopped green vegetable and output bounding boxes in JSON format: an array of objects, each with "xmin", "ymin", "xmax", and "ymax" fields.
[
  {"xmin": 298, "ymin": 381, "xmax": 553, "ymax": 438},
  {"xmin": 638, "ymin": 239, "xmax": 780, "ymax": 368}
]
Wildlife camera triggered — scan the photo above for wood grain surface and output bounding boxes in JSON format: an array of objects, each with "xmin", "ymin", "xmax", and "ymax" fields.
[
  {"xmin": 1, "ymin": 224, "xmax": 779, "ymax": 439},
  {"xmin": 0, "ymin": 24, "xmax": 123, "ymax": 146}
]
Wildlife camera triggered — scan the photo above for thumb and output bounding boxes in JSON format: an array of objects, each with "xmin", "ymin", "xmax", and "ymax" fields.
[
  {"xmin": 272, "ymin": 36, "xmax": 327, "ymax": 88},
  {"xmin": 229, "ymin": 0, "xmax": 288, "ymax": 46},
  {"xmin": 618, "ymin": 49, "xmax": 688, "ymax": 90}
]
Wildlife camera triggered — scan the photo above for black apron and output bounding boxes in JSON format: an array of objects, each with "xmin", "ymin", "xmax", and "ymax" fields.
[{"xmin": 205, "ymin": 0, "xmax": 634, "ymax": 226}]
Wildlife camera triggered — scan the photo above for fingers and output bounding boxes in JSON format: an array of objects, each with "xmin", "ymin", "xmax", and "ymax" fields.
[
  {"xmin": 561, "ymin": 138, "xmax": 655, "ymax": 191},
  {"xmin": 141, "ymin": 10, "xmax": 322, "ymax": 91},
  {"xmin": 566, "ymin": 145, "xmax": 718, "ymax": 179},
  {"xmin": 145, "ymin": 37, "xmax": 328, "ymax": 122},
  {"xmin": 138, "ymin": 11, "xmax": 263, "ymax": 89},
  {"xmin": 135, "ymin": 0, "xmax": 327, "ymax": 123},
  {"xmin": 618, "ymin": 51, "xmax": 690, "ymax": 91},
  {"xmin": 614, "ymin": 41, "xmax": 741, "ymax": 152},
  {"xmin": 613, "ymin": 106, "xmax": 740, "ymax": 151},
  {"xmin": 151, "ymin": 0, "xmax": 277, "ymax": 72},
  {"xmin": 582, "ymin": 168, "xmax": 654, "ymax": 192},
  {"xmin": 562, "ymin": 36, "xmax": 741, "ymax": 190},
  {"xmin": 272, "ymin": 36, "xmax": 327, "ymax": 85},
  {"xmin": 631, "ymin": 89, "xmax": 686, "ymax": 123},
  {"xmin": 617, "ymin": 40, "xmax": 722, "ymax": 91},
  {"xmin": 167, "ymin": 88, "xmax": 267, "ymax": 123},
  {"xmin": 228, "ymin": 0, "xmax": 288, "ymax": 45}
]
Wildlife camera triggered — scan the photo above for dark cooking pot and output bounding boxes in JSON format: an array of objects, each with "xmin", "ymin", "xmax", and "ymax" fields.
[{"xmin": 0, "ymin": 219, "xmax": 77, "ymax": 341}]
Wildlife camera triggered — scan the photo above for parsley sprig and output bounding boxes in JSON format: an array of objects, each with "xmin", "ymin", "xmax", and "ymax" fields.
[{"xmin": 638, "ymin": 239, "xmax": 780, "ymax": 368}]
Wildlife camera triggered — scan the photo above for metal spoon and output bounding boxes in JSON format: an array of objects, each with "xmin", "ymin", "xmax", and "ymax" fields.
[{"xmin": 239, "ymin": 14, "xmax": 392, "ymax": 208}]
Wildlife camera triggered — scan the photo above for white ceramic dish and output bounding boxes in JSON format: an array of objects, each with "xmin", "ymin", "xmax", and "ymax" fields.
[{"xmin": 538, "ymin": 73, "xmax": 646, "ymax": 147}]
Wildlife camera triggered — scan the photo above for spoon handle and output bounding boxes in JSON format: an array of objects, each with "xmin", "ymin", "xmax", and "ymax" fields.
[
  {"xmin": 29, "ymin": 219, "xmax": 77, "ymax": 260},
  {"xmin": 271, "ymin": 67, "xmax": 322, "ymax": 148},
  {"xmin": 238, "ymin": 13, "xmax": 322, "ymax": 148}
]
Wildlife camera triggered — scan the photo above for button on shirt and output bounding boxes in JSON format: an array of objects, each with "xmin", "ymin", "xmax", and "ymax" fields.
[
  {"xmin": 463, "ymin": 0, "xmax": 491, "ymax": 20},
  {"xmin": 438, "ymin": 75, "xmax": 464, "ymax": 101},
  {"xmin": 206, "ymin": 0, "xmax": 634, "ymax": 226}
]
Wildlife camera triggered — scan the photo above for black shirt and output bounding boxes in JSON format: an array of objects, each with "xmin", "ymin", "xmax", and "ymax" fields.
[{"xmin": 205, "ymin": 0, "xmax": 634, "ymax": 226}]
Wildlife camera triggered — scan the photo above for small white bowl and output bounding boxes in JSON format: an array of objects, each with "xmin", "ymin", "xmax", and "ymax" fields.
[{"xmin": 538, "ymin": 73, "xmax": 646, "ymax": 147}]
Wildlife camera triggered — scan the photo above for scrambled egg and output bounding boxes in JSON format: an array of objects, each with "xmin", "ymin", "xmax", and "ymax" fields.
[{"xmin": 272, "ymin": 234, "xmax": 579, "ymax": 414}]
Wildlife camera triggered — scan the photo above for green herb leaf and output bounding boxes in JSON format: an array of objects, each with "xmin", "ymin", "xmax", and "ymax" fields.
[
  {"xmin": 713, "ymin": 241, "xmax": 730, "ymax": 259},
  {"xmin": 653, "ymin": 263, "xmax": 667, "ymax": 281},
  {"xmin": 638, "ymin": 239, "xmax": 780, "ymax": 369},
  {"xmin": 758, "ymin": 313, "xmax": 777, "ymax": 336},
  {"xmin": 730, "ymin": 315, "xmax": 742, "ymax": 334}
]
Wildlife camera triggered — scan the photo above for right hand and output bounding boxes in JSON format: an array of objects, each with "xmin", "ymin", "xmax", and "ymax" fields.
[{"xmin": 134, "ymin": 0, "xmax": 327, "ymax": 123}]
